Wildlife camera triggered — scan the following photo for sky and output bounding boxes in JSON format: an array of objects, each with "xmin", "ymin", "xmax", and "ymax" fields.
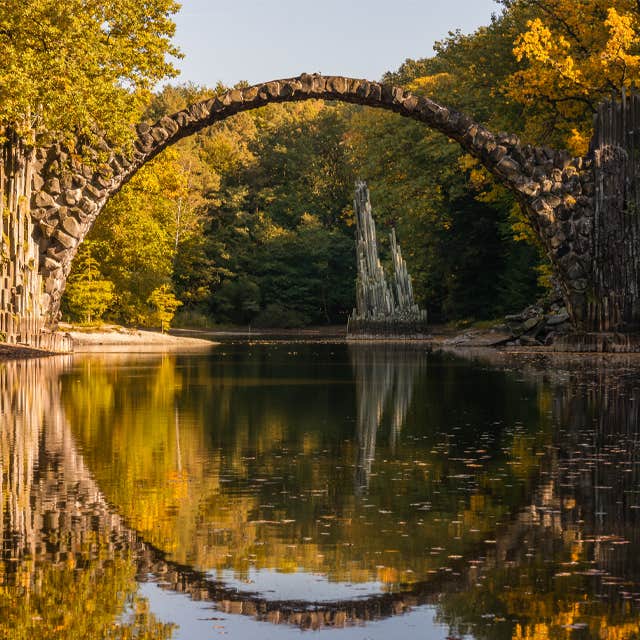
[{"xmin": 171, "ymin": 0, "xmax": 501, "ymax": 88}]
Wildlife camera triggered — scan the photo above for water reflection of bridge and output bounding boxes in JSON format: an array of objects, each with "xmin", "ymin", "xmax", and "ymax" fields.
[{"xmin": 2, "ymin": 353, "xmax": 640, "ymax": 634}]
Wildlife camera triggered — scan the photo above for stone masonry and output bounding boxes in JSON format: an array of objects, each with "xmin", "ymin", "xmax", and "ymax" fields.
[{"xmin": 0, "ymin": 73, "xmax": 615, "ymax": 345}]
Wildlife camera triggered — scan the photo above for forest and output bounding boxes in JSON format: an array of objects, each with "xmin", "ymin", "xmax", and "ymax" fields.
[{"xmin": 57, "ymin": 0, "xmax": 640, "ymax": 328}]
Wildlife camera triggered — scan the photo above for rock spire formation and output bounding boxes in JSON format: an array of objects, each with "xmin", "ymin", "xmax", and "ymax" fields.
[{"xmin": 348, "ymin": 181, "xmax": 427, "ymax": 336}]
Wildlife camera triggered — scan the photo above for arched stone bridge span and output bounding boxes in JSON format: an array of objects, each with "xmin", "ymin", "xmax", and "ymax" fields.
[{"xmin": 2, "ymin": 73, "xmax": 625, "ymax": 346}]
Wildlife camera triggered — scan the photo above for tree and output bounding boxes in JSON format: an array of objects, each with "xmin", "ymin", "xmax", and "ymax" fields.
[
  {"xmin": 147, "ymin": 284, "xmax": 182, "ymax": 333},
  {"xmin": 0, "ymin": 0, "xmax": 181, "ymax": 146},
  {"xmin": 83, "ymin": 149, "xmax": 191, "ymax": 325},
  {"xmin": 499, "ymin": 0, "xmax": 640, "ymax": 153},
  {"xmin": 64, "ymin": 242, "xmax": 115, "ymax": 324}
]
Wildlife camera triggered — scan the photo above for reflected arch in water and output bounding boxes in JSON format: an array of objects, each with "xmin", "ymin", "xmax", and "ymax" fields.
[{"xmin": 5, "ymin": 348, "xmax": 640, "ymax": 638}]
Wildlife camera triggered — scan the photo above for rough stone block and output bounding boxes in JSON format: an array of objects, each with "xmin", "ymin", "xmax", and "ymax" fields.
[
  {"xmin": 327, "ymin": 77, "xmax": 348, "ymax": 94},
  {"xmin": 392, "ymin": 86, "xmax": 405, "ymax": 104},
  {"xmin": 545, "ymin": 194, "xmax": 562, "ymax": 209},
  {"xmin": 151, "ymin": 127, "xmax": 168, "ymax": 143},
  {"xmin": 54, "ymin": 229, "xmax": 77, "ymax": 249},
  {"xmin": 550, "ymin": 232, "xmax": 567, "ymax": 249},
  {"xmin": 42, "ymin": 257, "xmax": 61, "ymax": 272},
  {"xmin": 79, "ymin": 197, "xmax": 98, "ymax": 215},
  {"xmin": 489, "ymin": 146, "xmax": 507, "ymax": 163},
  {"xmin": 94, "ymin": 175, "xmax": 112, "ymax": 189},
  {"xmin": 310, "ymin": 77, "xmax": 326, "ymax": 94},
  {"xmin": 263, "ymin": 81, "xmax": 279, "ymax": 98},
  {"xmin": 463, "ymin": 124, "xmax": 478, "ymax": 145},
  {"xmin": 279, "ymin": 82, "xmax": 296, "ymax": 97},
  {"xmin": 46, "ymin": 245, "xmax": 67, "ymax": 261},
  {"xmin": 517, "ymin": 180, "xmax": 540, "ymax": 197},
  {"xmin": 72, "ymin": 174, "xmax": 88, "ymax": 189},
  {"xmin": 62, "ymin": 216, "xmax": 81, "ymax": 237},
  {"xmin": 297, "ymin": 74, "xmax": 314, "ymax": 93},
  {"xmin": 368, "ymin": 84, "xmax": 382, "ymax": 102},
  {"xmin": 64, "ymin": 189, "xmax": 82, "ymax": 206},
  {"xmin": 401, "ymin": 95, "xmax": 419, "ymax": 112},
  {"xmin": 189, "ymin": 103, "xmax": 209, "ymax": 119},
  {"xmin": 348, "ymin": 78, "xmax": 363, "ymax": 94},
  {"xmin": 34, "ymin": 191, "xmax": 56, "ymax": 208},
  {"xmin": 84, "ymin": 183, "xmax": 105, "ymax": 200},
  {"xmin": 355, "ymin": 81, "xmax": 371, "ymax": 99},
  {"xmin": 496, "ymin": 156, "xmax": 521, "ymax": 176},
  {"xmin": 38, "ymin": 220, "xmax": 56, "ymax": 238},
  {"xmin": 531, "ymin": 197, "xmax": 552, "ymax": 214},
  {"xmin": 416, "ymin": 97, "xmax": 439, "ymax": 118},
  {"xmin": 174, "ymin": 111, "xmax": 192, "ymax": 127},
  {"xmin": 473, "ymin": 128, "xmax": 490, "ymax": 147},
  {"xmin": 434, "ymin": 107, "xmax": 450, "ymax": 124},
  {"xmin": 32, "ymin": 173, "xmax": 45, "ymax": 192},
  {"xmin": 159, "ymin": 116, "xmax": 179, "ymax": 135}
]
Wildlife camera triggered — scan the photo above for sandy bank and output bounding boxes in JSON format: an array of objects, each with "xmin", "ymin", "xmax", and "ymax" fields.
[{"xmin": 63, "ymin": 325, "xmax": 215, "ymax": 351}]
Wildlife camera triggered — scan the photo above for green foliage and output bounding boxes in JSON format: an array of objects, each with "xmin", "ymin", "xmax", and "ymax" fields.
[
  {"xmin": 253, "ymin": 303, "xmax": 309, "ymax": 329},
  {"xmin": 147, "ymin": 284, "xmax": 182, "ymax": 333},
  {"xmin": 64, "ymin": 242, "xmax": 115, "ymax": 324}
]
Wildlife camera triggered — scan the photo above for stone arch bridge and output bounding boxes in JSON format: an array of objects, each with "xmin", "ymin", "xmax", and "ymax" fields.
[{"xmin": 0, "ymin": 74, "xmax": 634, "ymax": 348}]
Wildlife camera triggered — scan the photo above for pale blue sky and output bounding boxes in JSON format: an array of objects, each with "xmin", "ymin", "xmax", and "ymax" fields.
[{"xmin": 172, "ymin": 0, "xmax": 501, "ymax": 87}]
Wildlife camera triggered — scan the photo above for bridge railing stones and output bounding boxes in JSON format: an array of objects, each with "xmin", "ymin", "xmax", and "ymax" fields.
[{"xmin": 2, "ymin": 73, "xmax": 634, "ymax": 346}]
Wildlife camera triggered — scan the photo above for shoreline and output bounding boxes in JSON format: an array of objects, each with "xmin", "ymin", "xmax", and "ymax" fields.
[{"xmin": 2, "ymin": 323, "xmax": 640, "ymax": 360}]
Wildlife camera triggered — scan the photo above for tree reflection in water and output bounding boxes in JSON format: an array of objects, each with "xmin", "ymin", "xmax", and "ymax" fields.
[
  {"xmin": 0, "ymin": 356, "xmax": 174, "ymax": 639},
  {"xmin": 3, "ymin": 348, "xmax": 640, "ymax": 638}
]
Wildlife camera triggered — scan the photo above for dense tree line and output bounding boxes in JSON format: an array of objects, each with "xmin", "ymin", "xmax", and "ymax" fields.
[{"xmin": 60, "ymin": 0, "xmax": 640, "ymax": 327}]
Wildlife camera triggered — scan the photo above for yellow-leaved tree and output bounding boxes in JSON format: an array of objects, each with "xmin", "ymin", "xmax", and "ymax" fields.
[
  {"xmin": 501, "ymin": 0, "xmax": 640, "ymax": 154},
  {"xmin": 0, "ymin": 0, "xmax": 181, "ymax": 146}
]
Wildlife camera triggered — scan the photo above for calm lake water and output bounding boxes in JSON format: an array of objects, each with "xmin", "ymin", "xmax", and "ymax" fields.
[{"xmin": 2, "ymin": 342, "xmax": 640, "ymax": 639}]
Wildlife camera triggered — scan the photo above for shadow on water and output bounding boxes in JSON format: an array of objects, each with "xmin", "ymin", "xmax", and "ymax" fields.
[{"xmin": 2, "ymin": 346, "xmax": 640, "ymax": 637}]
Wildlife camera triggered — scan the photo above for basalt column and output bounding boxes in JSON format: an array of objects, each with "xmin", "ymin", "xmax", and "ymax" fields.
[
  {"xmin": 0, "ymin": 134, "xmax": 69, "ymax": 350},
  {"xmin": 347, "ymin": 181, "xmax": 427, "ymax": 336},
  {"xmin": 588, "ymin": 92, "xmax": 640, "ymax": 333}
]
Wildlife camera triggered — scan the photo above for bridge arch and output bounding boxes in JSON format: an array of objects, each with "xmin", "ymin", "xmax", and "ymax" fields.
[{"xmin": 29, "ymin": 74, "xmax": 593, "ymax": 330}]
